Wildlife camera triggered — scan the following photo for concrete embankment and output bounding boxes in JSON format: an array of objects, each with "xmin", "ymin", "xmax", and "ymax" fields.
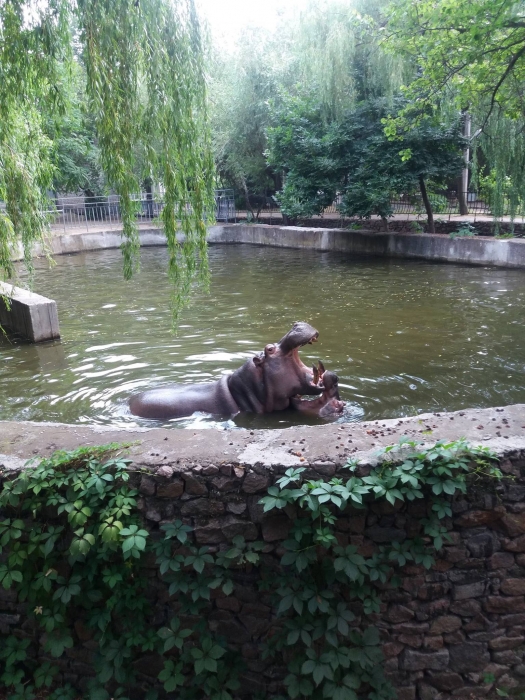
[
  {"xmin": 11, "ymin": 223, "xmax": 525, "ymax": 269},
  {"xmin": 209, "ymin": 224, "xmax": 525, "ymax": 268},
  {"xmin": 0, "ymin": 282, "xmax": 60, "ymax": 342},
  {"xmin": 2, "ymin": 403, "xmax": 525, "ymax": 470}
]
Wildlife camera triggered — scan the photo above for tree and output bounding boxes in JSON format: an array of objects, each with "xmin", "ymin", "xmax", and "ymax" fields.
[
  {"xmin": 266, "ymin": 95, "xmax": 344, "ymax": 223},
  {"xmin": 385, "ymin": 0, "xmax": 525, "ymax": 125},
  {"xmin": 267, "ymin": 97, "xmax": 465, "ymax": 231},
  {"xmin": 46, "ymin": 63, "xmax": 105, "ymax": 198},
  {"xmin": 291, "ymin": 0, "xmax": 409, "ymax": 118},
  {"xmin": 210, "ymin": 33, "xmax": 280, "ymax": 219},
  {"xmin": 384, "ymin": 0, "xmax": 525, "ymax": 218},
  {"xmin": 1, "ymin": 0, "xmax": 214, "ymax": 318}
]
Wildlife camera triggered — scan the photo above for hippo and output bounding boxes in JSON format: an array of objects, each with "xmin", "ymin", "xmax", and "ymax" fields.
[
  {"xmin": 291, "ymin": 366, "xmax": 345, "ymax": 418},
  {"xmin": 129, "ymin": 321, "xmax": 328, "ymax": 420}
]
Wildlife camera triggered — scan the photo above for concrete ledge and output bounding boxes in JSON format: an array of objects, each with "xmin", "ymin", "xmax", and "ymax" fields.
[
  {"xmin": 0, "ymin": 282, "xmax": 60, "ymax": 342},
  {"xmin": 1, "ymin": 403, "xmax": 525, "ymax": 469},
  {"xmin": 10, "ymin": 224, "xmax": 525, "ymax": 269},
  {"xmin": 210, "ymin": 224, "xmax": 525, "ymax": 268}
]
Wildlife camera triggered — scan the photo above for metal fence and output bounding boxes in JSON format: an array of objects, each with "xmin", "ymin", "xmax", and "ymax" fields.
[
  {"xmin": 5, "ymin": 188, "xmax": 522, "ymax": 235},
  {"xmin": 237, "ymin": 191, "xmax": 520, "ymax": 220},
  {"xmin": 42, "ymin": 190, "xmax": 236, "ymax": 233},
  {"xmin": 389, "ymin": 191, "xmax": 492, "ymax": 217}
]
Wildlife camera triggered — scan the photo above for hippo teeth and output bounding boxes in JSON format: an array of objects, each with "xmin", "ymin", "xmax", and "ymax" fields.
[{"xmin": 318, "ymin": 359, "xmax": 325, "ymax": 375}]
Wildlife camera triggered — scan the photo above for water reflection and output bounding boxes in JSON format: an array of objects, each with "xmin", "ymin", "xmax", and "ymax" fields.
[{"xmin": 1, "ymin": 245, "xmax": 525, "ymax": 428}]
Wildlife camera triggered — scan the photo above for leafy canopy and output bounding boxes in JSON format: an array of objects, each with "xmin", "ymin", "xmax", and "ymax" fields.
[
  {"xmin": 267, "ymin": 96, "xmax": 465, "ymax": 225},
  {"xmin": 385, "ymin": 0, "xmax": 525, "ymax": 124}
]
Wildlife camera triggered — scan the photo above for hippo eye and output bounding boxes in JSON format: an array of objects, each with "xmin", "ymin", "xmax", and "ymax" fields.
[{"xmin": 265, "ymin": 343, "xmax": 276, "ymax": 354}]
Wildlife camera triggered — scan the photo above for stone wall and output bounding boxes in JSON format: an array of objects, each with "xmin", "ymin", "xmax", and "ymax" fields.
[
  {"xmin": 11, "ymin": 222, "xmax": 525, "ymax": 271},
  {"xmin": 3, "ymin": 442, "xmax": 525, "ymax": 699},
  {"xmin": 211, "ymin": 224, "xmax": 525, "ymax": 269},
  {"xmin": 238, "ymin": 215, "xmax": 525, "ymax": 237}
]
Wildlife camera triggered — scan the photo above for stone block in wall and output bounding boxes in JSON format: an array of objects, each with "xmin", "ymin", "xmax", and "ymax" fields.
[
  {"xmin": 448, "ymin": 642, "xmax": 490, "ymax": 672},
  {"xmin": 488, "ymin": 552, "xmax": 515, "ymax": 569},
  {"xmin": 429, "ymin": 616, "xmax": 462, "ymax": 635},
  {"xmin": 226, "ymin": 501, "xmax": 247, "ymax": 515},
  {"xmin": 157, "ymin": 480, "xmax": 184, "ymax": 498},
  {"xmin": 418, "ymin": 684, "xmax": 441, "ymax": 700},
  {"xmin": 211, "ymin": 475, "xmax": 239, "ymax": 492},
  {"xmin": 488, "ymin": 636, "xmax": 524, "ymax": 650},
  {"xmin": 365, "ymin": 525, "xmax": 406, "ymax": 543},
  {"xmin": 505, "ymin": 534, "xmax": 525, "ymax": 552},
  {"xmin": 400, "ymin": 648, "xmax": 449, "ymax": 671},
  {"xmin": 428, "ymin": 671, "xmax": 464, "ymax": 691},
  {"xmin": 194, "ymin": 519, "xmax": 227, "ymax": 544},
  {"xmin": 181, "ymin": 473, "xmax": 207, "ymax": 495},
  {"xmin": 180, "ymin": 498, "xmax": 225, "ymax": 516},
  {"xmin": 139, "ymin": 475, "xmax": 156, "ymax": 496},
  {"xmin": 242, "ymin": 472, "xmax": 270, "ymax": 493},
  {"xmin": 492, "ymin": 649, "xmax": 523, "ymax": 665},
  {"xmin": 484, "ymin": 596, "xmax": 525, "ymax": 613},
  {"xmin": 453, "ymin": 580, "xmax": 487, "ymax": 600},
  {"xmin": 500, "ymin": 578, "xmax": 525, "ymax": 595}
]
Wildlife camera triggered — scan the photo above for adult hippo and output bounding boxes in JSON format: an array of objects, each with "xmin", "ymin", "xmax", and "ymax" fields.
[{"xmin": 129, "ymin": 321, "xmax": 326, "ymax": 420}]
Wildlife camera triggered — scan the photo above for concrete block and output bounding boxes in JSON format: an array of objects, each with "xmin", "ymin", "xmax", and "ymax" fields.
[{"xmin": 0, "ymin": 282, "xmax": 60, "ymax": 342}]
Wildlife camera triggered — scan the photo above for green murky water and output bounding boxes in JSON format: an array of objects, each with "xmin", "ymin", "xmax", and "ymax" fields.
[{"xmin": 1, "ymin": 245, "xmax": 525, "ymax": 429}]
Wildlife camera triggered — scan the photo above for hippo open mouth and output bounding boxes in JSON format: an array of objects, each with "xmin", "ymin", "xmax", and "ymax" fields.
[{"xmin": 277, "ymin": 321, "xmax": 320, "ymax": 379}]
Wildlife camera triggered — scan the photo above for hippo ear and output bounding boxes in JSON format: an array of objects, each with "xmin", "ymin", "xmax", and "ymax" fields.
[{"xmin": 253, "ymin": 354, "xmax": 264, "ymax": 367}]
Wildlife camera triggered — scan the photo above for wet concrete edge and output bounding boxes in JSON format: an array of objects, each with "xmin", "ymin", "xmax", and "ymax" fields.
[
  {"xmin": 2, "ymin": 404, "xmax": 525, "ymax": 472},
  {"xmin": 10, "ymin": 224, "xmax": 525, "ymax": 270}
]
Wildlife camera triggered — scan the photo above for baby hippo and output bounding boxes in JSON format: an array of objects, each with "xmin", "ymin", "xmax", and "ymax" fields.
[{"xmin": 291, "ymin": 368, "xmax": 344, "ymax": 418}]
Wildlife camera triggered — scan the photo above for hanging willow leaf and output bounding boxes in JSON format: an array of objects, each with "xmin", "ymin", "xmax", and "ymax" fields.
[{"xmin": 0, "ymin": 0, "xmax": 214, "ymax": 322}]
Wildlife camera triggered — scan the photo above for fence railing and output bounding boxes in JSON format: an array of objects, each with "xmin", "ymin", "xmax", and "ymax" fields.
[
  {"xmin": 41, "ymin": 190, "xmax": 236, "ymax": 233},
  {"xmin": 6, "ymin": 188, "xmax": 523, "ymax": 236},
  {"xmin": 237, "ymin": 191, "xmax": 525, "ymax": 220}
]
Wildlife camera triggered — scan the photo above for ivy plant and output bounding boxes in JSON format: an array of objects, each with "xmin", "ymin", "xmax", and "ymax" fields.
[
  {"xmin": 258, "ymin": 438, "xmax": 501, "ymax": 700},
  {"xmin": 0, "ymin": 438, "xmax": 502, "ymax": 699}
]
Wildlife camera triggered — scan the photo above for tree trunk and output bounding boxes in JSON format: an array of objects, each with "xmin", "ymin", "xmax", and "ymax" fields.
[
  {"xmin": 241, "ymin": 177, "xmax": 254, "ymax": 220},
  {"xmin": 458, "ymin": 111, "xmax": 471, "ymax": 215},
  {"xmin": 381, "ymin": 217, "xmax": 389, "ymax": 232},
  {"xmin": 419, "ymin": 176, "xmax": 434, "ymax": 233},
  {"xmin": 144, "ymin": 178, "xmax": 154, "ymax": 218}
]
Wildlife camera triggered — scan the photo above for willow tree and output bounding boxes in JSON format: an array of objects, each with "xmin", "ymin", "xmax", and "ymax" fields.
[
  {"xmin": 0, "ymin": 0, "xmax": 214, "ymax": 314},
  {"xmin": 210, "ymin": 31, "xmax": 280, "ymax": 216},
  {"xmin": 290, "ymin": 0, "xmax": 410, "ymax": 118}
]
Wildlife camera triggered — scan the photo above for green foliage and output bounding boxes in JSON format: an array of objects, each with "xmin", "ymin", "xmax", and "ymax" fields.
[
  {"xmin": 48, "ymin": 61, "xmax": 105, "ymax": 197},
  {"xmin": 0, "ymin": 438, "xmax": 502, "ymax": 698},
  {"xmin": 449, "ymin": 223, "xmax": 478, "ymax": 240},
  {"xmin": 384, "ymin": 0, "xmax": 525, "ymax": 224},
  {"xmin": 0, "ymin": 444, "xmax": 244, "ymax": 697},
  {"xmin": 258, "ymin": 438, "xmax": 500, "ymax": 700},
  {"xmin": 1, "ymin": 0, "xmax": 214, "ymax": 323},
  {"xmin": 385, "ymin": 0, "xmax": 525, "ymax": 125},
  {"xmin": 267, "ymin": 96, "xmax": 465, "ymax": 224},
  {"xmin": 210, "ymin": 34, "xmax": 280, "ymax": 216}
]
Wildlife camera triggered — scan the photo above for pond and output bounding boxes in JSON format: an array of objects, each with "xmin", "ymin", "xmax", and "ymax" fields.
[{"xmin": 1, "ymin": 245, "xmax": 525, "ymax": 429}]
